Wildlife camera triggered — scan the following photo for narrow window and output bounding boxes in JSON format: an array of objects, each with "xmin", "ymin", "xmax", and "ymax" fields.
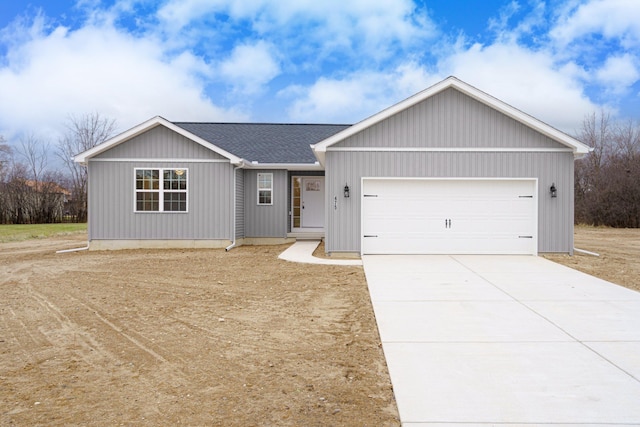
[
  {"xmin": 135, "ymin": 168, "xmax": 188, "ymax": 212},
  {"xmin": 163, "ymin": 169, "xmax": 188, "ymax": 212},
  {"xmin": 136, "ymin": 169, "xmax": 160, "ymax": 211},
  {"xmin": 257, "ymin": 173, "xmax": 273, "ymax": 205}
]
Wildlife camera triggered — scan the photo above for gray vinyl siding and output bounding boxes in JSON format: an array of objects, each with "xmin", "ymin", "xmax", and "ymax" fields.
[
  {"xmin": 333, "ymin": 88, "xmax": 566, "ymax": 150},
  {"xmin": 94, "ymin": 125, "xmax": 228, "ymax": 160},
  {"xmin": 243, "ymin": 169, "xmax": 288, "ymax": 238},
  {"xmin": 325, "ymin": 151, "xmax": 574, "ymax": 254},
  {"xmin": 235, "ymin": 169, "xmax": 245, "ymax": 239},
  {"xmin": 88, "ymin": 160, "xmax": 233, "ymax": 240},
  {"xmin": 87, "ymin": 125, "xmax": 234, "ymax": 241}
]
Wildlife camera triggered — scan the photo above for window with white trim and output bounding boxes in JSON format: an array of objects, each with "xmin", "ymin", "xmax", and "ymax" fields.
[
  {"xmin": 135, "ymin": 168, "xmax": 188, "ymax": 212},
  {"xmin": 257, "ymin": 173, "xmax": 273, "ymax": 205}
]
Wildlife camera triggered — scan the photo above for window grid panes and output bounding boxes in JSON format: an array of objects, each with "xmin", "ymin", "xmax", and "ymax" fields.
[
  {"xmin": 164, "ymin": 192, "xmax": 187, "ymax": 212},
  {"xmin": 135, "ymin": 168, "xmax": 188, "ymax": 212},
  {"xmin": 257, "ymin": 173, "xmax": 273, "ymax": 205}
]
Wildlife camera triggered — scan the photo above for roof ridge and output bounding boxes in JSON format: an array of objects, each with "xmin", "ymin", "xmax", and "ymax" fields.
[{"xmin": 172, "ymin": 121, "xmax": 352, "ymax": 126}]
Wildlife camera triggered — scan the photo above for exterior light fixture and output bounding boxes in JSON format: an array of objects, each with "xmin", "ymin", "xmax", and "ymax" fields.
[
  {"xmin": 344, "ymin": 183, "xmax": 350, "ymax": 198},
  {"xmin": 550, "ymin": 183, "xmax": 557, "ymax": 198}
]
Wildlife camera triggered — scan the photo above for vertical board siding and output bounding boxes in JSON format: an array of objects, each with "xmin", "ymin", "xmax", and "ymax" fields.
[
  {"xmin": 335, "ymin": 88, "xmax": 566, "ymax": 150},
  {"xmin": 94, "ymin": 125, "xmax": 228, "ymax": 160},
  {"xmin": 243, "ymin": 169, "xmax": 288, "ymax": 237},
  {"xmin": 88, "ymin": 161, "xmax": 233, "ymax": 240},
  {"xmin": 88, "ymin": 125, "xmax": 235, "ymax": 241},
  {"xmin": 325, "ymin": 151, "xmax": 574, "ymax": 253},
  {"xmin": 235, "ymin": 169, "xmax": 245, "ymax": 239}
]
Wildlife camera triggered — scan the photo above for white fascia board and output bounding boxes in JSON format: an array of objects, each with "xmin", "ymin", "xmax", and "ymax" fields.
[
  {"xmin": 74, "ymin": 116, "xmax": 243, "ymax": 165},
  {"xmin": 311, "ymin": 76, "xmax": 591, "ymax": 157},
  {"xmin": 241, "ymin": 160, "xmax": 324, "ymax": 171}
]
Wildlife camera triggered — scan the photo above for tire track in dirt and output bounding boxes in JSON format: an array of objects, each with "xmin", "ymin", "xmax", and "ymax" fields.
[
  {"xmin": 20, "ymin": 285, "xmax": 202, "ymax": 419},
  {"xmin": 55, "ymin": 291, "xmax": 203, "ymax": 394},
  {"xmin": 27, "ymin": 286, "xmax": 167, "ymax": 365},
  {"xmin": 1, "ymin": 307, "xmax": 48, "ymax": 368},
  {"xmin": 24, "ymin": 286, "xmax": 121, "ymax": 371},
  {"xmin": 73, "ymin": 299, "xmax": 168, "ymax": 364}
]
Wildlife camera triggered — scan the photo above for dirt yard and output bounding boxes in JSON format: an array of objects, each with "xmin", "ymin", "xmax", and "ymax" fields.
[
  {"xmin": 0, "ymin": 235, "xmax": 399, "ymax": 426},
  {"xmin": 543, "ymin": 225, "xmax": 640, "ymax": 292},
  {"xmin": 2, "ymin": 226, "xmax": 637, "ymax": 426}
]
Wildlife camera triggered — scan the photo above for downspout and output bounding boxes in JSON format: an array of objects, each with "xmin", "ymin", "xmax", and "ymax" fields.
[{"xmin": 225, "ymin": 164, "xmax": 244, "ymax": 251}]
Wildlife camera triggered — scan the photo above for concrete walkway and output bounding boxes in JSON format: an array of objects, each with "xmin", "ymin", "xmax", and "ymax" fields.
[
  {"xmin": 363, "ymin": 255, "xmax": 640, "ymax": 426},
  {"xmin": 278, "ymin": 240, "xmax": 362, "ymax": 266}
]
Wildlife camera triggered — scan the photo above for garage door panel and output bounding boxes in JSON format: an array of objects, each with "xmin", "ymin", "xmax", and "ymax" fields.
[{"xmin": 362, "ymin": 179, "xmax": 537, "ymax": 255}]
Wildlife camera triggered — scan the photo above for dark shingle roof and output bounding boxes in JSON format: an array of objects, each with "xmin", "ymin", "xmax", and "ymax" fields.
[{"xmin": 173, "ymin": 122, "xmax": 351, "ymax": 164}]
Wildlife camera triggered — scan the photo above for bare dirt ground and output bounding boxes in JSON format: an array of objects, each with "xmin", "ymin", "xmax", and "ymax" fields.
[
  {"xmin": 0, "ymin": 234, "xmax": 399, "ymax": 426},
  {"xmin": 543, "ymin": 225, "xmax": 640, "ymax": 292}
]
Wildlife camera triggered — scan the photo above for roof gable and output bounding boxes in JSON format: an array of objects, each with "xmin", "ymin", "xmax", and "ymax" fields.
[
  {"xmin": 74, "ymin": 116, "xmax": 243, "ymax": 164},
  {"xmin": 311, "ymin": 76, "xmax": 591, "ymax": 163}
]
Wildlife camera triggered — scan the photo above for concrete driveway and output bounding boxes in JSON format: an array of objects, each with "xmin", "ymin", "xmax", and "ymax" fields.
[{"xmin": 362, "ymin": 255, "xmax": 640, "ymax": 426}]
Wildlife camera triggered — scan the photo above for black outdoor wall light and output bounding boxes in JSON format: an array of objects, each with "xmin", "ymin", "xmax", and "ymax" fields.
[
  {"xmin": 550, "ymin": 183, "xmax": 557, "ymax": 198},
  {"xmin": 344, "ymin": 183, "xmax": 350, "ymax": 198}
]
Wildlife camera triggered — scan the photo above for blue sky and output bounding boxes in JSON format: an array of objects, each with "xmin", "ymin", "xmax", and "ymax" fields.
[{"xmin": 0, "ymin": 0, "xmax": 639, "ymax": 147}]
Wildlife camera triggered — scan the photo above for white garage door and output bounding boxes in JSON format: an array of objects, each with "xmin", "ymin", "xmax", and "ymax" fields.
[{"xmin": 362, "ymin": 179, "xmax": 537, "ymax": 255}]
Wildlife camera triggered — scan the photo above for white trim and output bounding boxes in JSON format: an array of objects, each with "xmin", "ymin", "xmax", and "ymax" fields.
[
  {"xmin": 257, "ymin": 172, "xmax": 273, "ymax": 206},
  {"xmin": 90, "ymin": 157, "xmax": 325, "ymax": 170},
  {"xmin": 241, "ymin": 161, "xmax": 323, "ymax": 171},
  {"xmin": 312, "ymin": 76, "xmax": 591, "ymax": 165},
  {"xmin": 134, "ymin": 167, "xmax": 189, "ymax": 213},
  {"xmin": 74, "ymin": 116, "xmax": 242, "ymax": 164},
  {"xmin": 90, "ymin": 158, "xmax": 230, "ymax": 163},
  {"xmin": 360, "ymin": 177, "xmax": 538, "ymax": 256},
  {"xmin": 327, "ymin": 147, "xmax": 573, "ymax": 153},
  {"xmin": 288, "ymin": 228, "xmax": 326, "ymax": 233}
]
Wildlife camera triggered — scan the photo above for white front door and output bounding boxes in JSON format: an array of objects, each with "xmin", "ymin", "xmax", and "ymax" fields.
[
  {"xmin": 291, "ymin": 176, "xmax": 325, "ymax": 230},
  {"xmin": 300, "ymin": 177, "xmax": 324, "ymax": 228}
]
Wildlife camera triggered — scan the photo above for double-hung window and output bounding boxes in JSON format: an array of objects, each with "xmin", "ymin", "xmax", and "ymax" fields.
[
  {"xmin": 135, "ymin": 168, "xmax": 188, "ymax": 212},
  {"xmin": 257, "ymin": 173, "xmax": 273, "ymax": 205}
]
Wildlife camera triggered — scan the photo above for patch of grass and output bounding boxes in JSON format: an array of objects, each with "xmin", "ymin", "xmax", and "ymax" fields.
[{"xmin": 0, "ymin": 223, "xmax": 87, "ymax": 243}]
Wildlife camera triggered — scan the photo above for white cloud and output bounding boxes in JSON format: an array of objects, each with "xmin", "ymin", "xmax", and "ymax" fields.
[
  {"xmin": 218, "ymin": 40, "xmax": 280, "ymax": 94},
  {"xmin": 438, "ymin": 42, "xmax": 599, "ymax": 132},
  {"xmin": 284, "ymin": 63, "xmax": 438, "ymax": 123},
  {"xmin": 551, "ymin": 0, "xmax": 640, "ymax": 48},
  {"xmin": 595, "ymin": 54, "xmax": 640, "ymax": 94},
  {"xmin": 0, "ymin": 14, "xmax": 244, "ymax": 142},
  {"xmin": 156, "ymin": 0, "xmax": 436, "ymax": 61},
  {"xmin": 488, "ymin": 0, "xmax": 547, "ymax": 43}
]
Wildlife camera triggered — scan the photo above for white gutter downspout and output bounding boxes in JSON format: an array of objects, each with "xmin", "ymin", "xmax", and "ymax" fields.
[
  {"xmin": 574, "ymin": 247, "xmax": 600, "ymax": 257},
  {"xmin": 225, "ymin": 164, "xmax": 244, "ymax": 252}
]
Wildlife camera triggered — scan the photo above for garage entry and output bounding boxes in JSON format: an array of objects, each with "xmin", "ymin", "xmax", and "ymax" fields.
[{"xmin": 361, "ymin": 178, "xmax": 538, "ymax": 255}]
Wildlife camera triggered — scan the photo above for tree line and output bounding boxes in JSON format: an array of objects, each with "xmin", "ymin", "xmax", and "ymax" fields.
[
  {"xmin": 0, "ymin": 113, "xmax": 116, "ymax": 224},
  {"xmin": 575, "ymin": 112, "xmax": 640, "ymax": 228},
  {"xmin": 1, "ymin": 111, "xmax": 639, "ymax": 227}
]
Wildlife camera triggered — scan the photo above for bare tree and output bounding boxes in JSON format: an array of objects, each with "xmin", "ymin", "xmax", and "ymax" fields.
[
  {"xmin": 613, "ymin": 119, "xmax": 640, "ymax": 164},
  {"xmin": 576, "ymin": 112, "xmax": 640, "ymax": 227},
  {"xmin": 16, "ymin": 135, "xmax": 49, "ymax": 223},
  {"xmin": 0, "ymin": 135, "xmax": 11, "ymax": 182},
  {"xmin": 577, "ymin": 111, "xmax": 612, "ymax": 176},
  {"xmin": 57, "ymin": 113, "xmax": 117, "ymax": 222},
  {"xmin": 18, "ymin": 134, "xmax": 48, "ymax": 183},
  {"xmin": 0, "ymin": 136, "xmax": 12, "ymax": 223}
]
